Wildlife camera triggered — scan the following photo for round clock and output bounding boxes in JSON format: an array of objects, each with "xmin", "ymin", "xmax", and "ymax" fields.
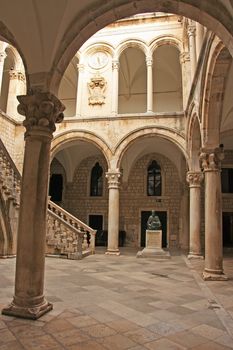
[{"xmin": 88, "ymin": 51, "xmax": 109, "ymax": 69}]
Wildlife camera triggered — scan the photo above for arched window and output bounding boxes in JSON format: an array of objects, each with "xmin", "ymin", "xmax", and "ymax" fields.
[
  {"xmin": 147, "ymin": 160, "xmax": 162, "ymax": 196},
  {"xmin": 90, "ymin": 162, "xmax": 103, "ymax": 196}
]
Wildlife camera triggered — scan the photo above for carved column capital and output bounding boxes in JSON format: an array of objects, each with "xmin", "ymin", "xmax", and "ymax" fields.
[
  {"xmin": 199, "ymin": 147, "xmax": 224, "ymax": 172},
  {"xmin": 9, "ymin": 69, "xmax": 25, "ymax": 81},
  {"xmin": 77, "ymin": 63, "xmax": 84, "ymax": 72},
  {"xmin": 188, "ymin": 25, "xmax": 196, "ymax": 37},
  {"xmin": 186, "ymin": 171, "xmax": 203, "ymax": 187},
  {"xmin": 112, "ymin": 59, "xmax": 119, "ymax": 70},
  {"xmin": 146, "ymin": 56, "xmax": 153, "ymax": 67},
  {"xmin": 106, "ymin": 170, "xmax": 121, "ymax": 189},
  {"xmin": 180, "ymin": 52, "xmax": 190, "ymax": 63},
  {"xmin": 17, "ymin": 92, "xmax": 65, "ymax": 134}
]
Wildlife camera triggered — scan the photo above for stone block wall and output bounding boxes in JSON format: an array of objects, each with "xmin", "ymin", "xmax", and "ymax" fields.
[{"xmin": 120, "ymin": 153, "xmax": 182, "ymax": 248}]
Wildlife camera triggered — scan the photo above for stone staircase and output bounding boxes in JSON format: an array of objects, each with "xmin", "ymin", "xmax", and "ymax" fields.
[{"xmin": 0, "ymin": 138, "xmax": 96, "ymax": 259}]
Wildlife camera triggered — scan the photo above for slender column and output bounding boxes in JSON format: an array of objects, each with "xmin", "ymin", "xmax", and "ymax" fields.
[
  {"xmin": 146, "ymin": 56, "xmax": 153, "ymax": 113},
  {"xmin": 196, "ymin": 22, "xmax": 204, "ymax": 60},
  {"xmin": 76, "ymin": 63, "xmax": 84, "ymax": 117},
  {"xmin": 188, "ymin": 22, "xmax": 197, "ymax": 80},
  {"xmin": 2, "ymin": 92, "xmax": 65, "ymax": 319},
  {"xmin": 0, "ymin": 51, "xmax": 6, "ymax": 93},
  {"xmin": 186, "ymin": 171, "xmax": 204, "ymax": 259},
  {"xmin": 179, "ymin": 52, "xmax": 191, "ymax": 108},
  {"xmin": 200, "ymin": 148, "xmax": 228, "ymax": 280},
  {"xmin": 111, "ymin": 59, "xmax": 119, "ymax": 115},
  {"xmin": 106, "ymin": 170, "xmax": 121, "ymax": 255},
  {"xmin": 6, "ymin": 70, "xmax": 26, "ymax": 119}
]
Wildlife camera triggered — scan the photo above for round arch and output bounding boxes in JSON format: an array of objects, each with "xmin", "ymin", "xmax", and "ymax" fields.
[
  {"xmin": 149, "ymin": 35, "xmax": 182, "ymax": 55},
  {"xmin": 51, "ymin": 130, "xmax": 112, "ymax": 168},
  {"xmin": 49, "ymin": 0, "xmax": 233, "ymax": 94},
  {"xmin": 113, "ymin": 126, "xmax": 187, "ymax": 169},
  {"xmin": 116, "ymin": 39, "xmax": 147, "ymax": 59},
  {"xmin": 187, "ymin": 113, "xmax": 202, "ymax": 171}
]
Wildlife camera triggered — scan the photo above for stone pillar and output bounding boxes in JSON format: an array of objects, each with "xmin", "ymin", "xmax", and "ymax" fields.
[
  {"xmin": 6, "ymin": 70, "xmax": 26, "ymax": 119},
  {"xmin": 111, "ymin": 59, "xmax": 119, "ymax": 115},
  {"xmin": 76, "ymin": 63, "xmax": 84, "ymax": 117},
  {"xmin": 0, "ymin": 51, "xmax": 6, "ymax": 93},
  {"xmin": 188, "ymin": 22, "xmax": 197, "ymax": 80},
  {"xmin": 146, "ymin": 56, "xmax": 153, "ymax": 113},
  {"xmin": 186, "ymin": 171, "xmax": 204, "ymax": 259},
  {"xmin": 179, "ymin": 52, "xmax": 191, "ymax": 109},
  {"xmin": 196, "ymin": 23, "xmax": 204, "ymax": 60},
  {"xmin": 106, "ymin": 170, "xmax": 121, "ymax": 255},
  {"xmin": 2, "ymin": 92, "xmax": 65, "ymax": 319},
  {"xmin": 200, "ymin": 148, "xmax": 227, "ymax": 280}
]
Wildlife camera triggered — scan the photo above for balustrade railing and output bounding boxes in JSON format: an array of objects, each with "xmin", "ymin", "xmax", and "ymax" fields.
[{"xmin": 0, "ymin": 138, "xmax": 96, "ymax": 259}]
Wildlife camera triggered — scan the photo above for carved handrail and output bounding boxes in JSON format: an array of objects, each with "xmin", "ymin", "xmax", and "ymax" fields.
[
  {"xmin": 0, "ymin": 137, "xmax": 96, "ymax": 258},
  {"xmin": 48, "ymin": 200, "xmax": 96, "ymax": 253}
]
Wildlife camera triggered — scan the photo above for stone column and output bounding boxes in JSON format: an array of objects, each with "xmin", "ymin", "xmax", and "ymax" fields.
[
  {"xmin": 186, "ymin": 171, "xmax": 204, "ymax": 259},
  {"xmin": 200, "ymin": 148, "xmax": 227, "ymax": 280},
  {"xmin": 111, "ymin": 59, "xmax": 119, "ymax": 115},
  {"xmin": 6, "ymin": 70, "xmax": 26, "ymax": 119},
  {"xmin": 106, "ymin": 170, "xmax": 121, "ymax": 255},
  {"xmin": 179, "ymin": 52, "xmax": 191, "ymax": 109},
  {"xmin": 188, "ymin": 22, "xmax": 197, "ymax": 80},
  {"xmin": 196, "ymin": 23, "xmax": 204, "ymax": 60},
  {"xmin": 76, "ymin": 63, "xmax": 84, "ymax": 117},
  {"xmin": 2, "ymin": 92, "xmax": 65, "ymax": 319},
  {"xmin": 146, "ymin": 56, "xmax": 153, "ymax": 113},
  {"xmin": 0, "ymin": 51, "xmax": 6, "ymax": 93}
]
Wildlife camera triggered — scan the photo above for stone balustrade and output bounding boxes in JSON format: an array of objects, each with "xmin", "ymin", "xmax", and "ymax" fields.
[{"xmin": 0, "ymin": 138, "xmax": 96, "ymax": 259}]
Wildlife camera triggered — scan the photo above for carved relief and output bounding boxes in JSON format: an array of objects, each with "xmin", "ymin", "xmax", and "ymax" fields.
[{"xmin": 88, "ymin": 74, "xmax": 106, "ymax": 106}]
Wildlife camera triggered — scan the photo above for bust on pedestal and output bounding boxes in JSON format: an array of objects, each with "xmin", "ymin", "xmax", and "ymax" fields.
[{"xmin": 137, "ymin": 210, "xmax": 170, "ymax": 259}]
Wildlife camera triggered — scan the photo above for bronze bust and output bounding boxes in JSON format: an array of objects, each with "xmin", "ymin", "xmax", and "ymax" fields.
[{"xmin": 147, "ymin": 210, "xmax": 161, "ymax": 230}]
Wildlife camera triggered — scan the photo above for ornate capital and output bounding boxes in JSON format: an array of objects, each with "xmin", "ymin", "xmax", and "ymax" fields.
[
  {"xmin": 9, "ymin": 70, "xmax": 25, "ymax": 81},
  {"xmin": 146, "ymin": 56, "xmax": 153, "ymax": 67},
  {"xmin": 112, "ymin": 59, "xmax": 119, "ymax": 70},
  {"xmin": 200, "ymin": 147, "xmax": 224, "ymax": 172},
  {"xmin": 77, "ymin": 63, "xmax": 84, "ymax": 72},
  {"xmin": 186, "ymin": 171, "xmax": 203, "ymax": 187},
  {"xmin": 180, "ymin": 52, "xmax": 190, "ymax": 63},
  {"xmin": 17, "ymin": 92, "xmax": 65, "ymax": 134},
  {"xmin": 188, "ymin": 25, "xmax": 196, "ymax": 37},
  {"xmin": 106, "ymin": 170, "xmax": 121, "ymax": 189}
]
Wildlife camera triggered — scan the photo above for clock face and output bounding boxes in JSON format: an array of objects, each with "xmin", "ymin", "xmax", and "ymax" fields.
[{"xmin": 88, "ymin": 51, "xmax": 109, "ymax": 69}]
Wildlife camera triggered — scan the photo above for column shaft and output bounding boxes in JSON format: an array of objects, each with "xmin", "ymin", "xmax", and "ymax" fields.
[
  {"xmin": 188, "ymin": 24, "xmax": 197, "ymax": 80},
  {"xmin": 2, "ymin": 92, "xmax": 65, "ymax": 319},
  {"xmin": 196, "ymin": 23, "xmax": 204, "ymax": 59},
  {"xmin": 146, "ymin": 57, "xmax": 153, "ymax": 113},
  {"xmin": 106, "ymin": 171, "xmax": 121, "ymax": 255},
  {"xmin": 200, "ymin": 149, "xmax": 227, "ymax": 280},
  {"xmin": 187, "ymin": 172, "xmax": 203, "ymax": 259},
  {"xmin": 111, "ymin": 60, "xmax": 119, "ymax": 115}
]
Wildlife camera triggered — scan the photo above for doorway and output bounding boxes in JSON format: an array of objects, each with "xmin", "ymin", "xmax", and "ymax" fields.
[
  {"xmin": 89, "ymin": 215, "xmax": 105, "ymax": 246},
  {"xmin": 49, "ymin": 174, "xmax": 63, "ymax": 202},
  {"xmin": 141, "ymin": 211, "xmax": 167, "ymax": 247},
  {"xmin": 222, "ymin": 212, "xmax": 233, "ymax": 247}
]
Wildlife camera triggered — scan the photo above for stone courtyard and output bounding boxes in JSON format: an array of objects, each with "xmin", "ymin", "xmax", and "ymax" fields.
[{"xmin": 0, "ymin": 249, "xmax": 233, "ymax": 350}]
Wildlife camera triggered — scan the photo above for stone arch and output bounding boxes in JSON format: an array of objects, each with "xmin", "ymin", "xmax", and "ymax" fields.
[
  {"xmin": 149, "ymin": 35, "xmax": 182, "ymax": 55},
  {"xmin": 187, "ymin": 113, "xmax": 202, "ymax": 171},
  {"xmin": 201, "ymin": 43, "xmax": 232, "ymax": 148},
  {"xmin": 82, "ymin": 42, "xmax": 115, "ymax": 58},
  {"xmin": 113, "ymin": 126, "xmax": 187, "ymax": 170},
  {"xmin": 49, "ymin": 0, "xmax": 233, "ymax": 94},
  {"xmin": 116, "ymin": 39, "xmax": 147, "ymax": 60},
  {"xmin": 51, "ymin": 130, "xmax": 112, "ymax": 169}
]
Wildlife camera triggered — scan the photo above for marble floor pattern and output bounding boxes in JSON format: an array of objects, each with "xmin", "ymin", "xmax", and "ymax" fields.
[{"xmin": 0, "ymin": 248, "xmax": 233, "ymax": 350}]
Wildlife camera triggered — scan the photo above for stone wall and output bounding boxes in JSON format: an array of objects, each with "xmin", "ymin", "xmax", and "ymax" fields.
[
  {"xmin": 120, "ymin": 153, "xmax": 182, "ymax": 248},
  {"xmin": 0, "ymin": 113, "xmax": 16, "ymax": 159}
]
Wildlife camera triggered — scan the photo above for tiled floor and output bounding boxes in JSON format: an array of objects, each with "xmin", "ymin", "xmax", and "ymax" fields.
[{"xmin": 0, "ymin": 248, "xmax": 233, "ymax": 349}]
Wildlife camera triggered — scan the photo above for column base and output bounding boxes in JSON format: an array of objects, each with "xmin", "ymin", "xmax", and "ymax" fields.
[
  {"xmin": 105, "ymin": 249, "xmax": 120, "ymax": 256},
  {"xmin": 202, "ymin": 269, "xmax": 228, "ymax": 281},
  {"xmin": 188, "ymin": 253, "xmax": 204, "ymax": 260},
  {"xmin": 2, "ymin": 299, "xmax": 53, "ymax": 320}
]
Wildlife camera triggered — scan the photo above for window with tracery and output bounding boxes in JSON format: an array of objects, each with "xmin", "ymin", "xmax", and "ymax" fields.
[
  {"xmin": 90, "ymin": 162, "xmax": 103, "ymax": 196},
  {"xmin": 147, "ymin": 160, "xmax": 162, "ymax": 196}
]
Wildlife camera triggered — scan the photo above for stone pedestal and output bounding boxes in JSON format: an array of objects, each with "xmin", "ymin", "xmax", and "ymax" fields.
[{"xmin": 137, "ymin": 230, "xmax": 170, "ymax": 258}]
